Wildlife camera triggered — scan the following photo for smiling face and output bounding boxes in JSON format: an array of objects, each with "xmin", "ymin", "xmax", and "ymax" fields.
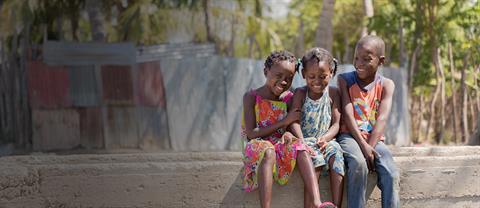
[
  {"xmin": 302, "ymin": 59, "xmax": 332, "ymax": 95},
  {"xmin": 264, "ymin": 60, "xmax": 296, "ymax": 96},
  {"xmin": 353, "ymin": 40, "xmax": 385, "ymax": 82}
]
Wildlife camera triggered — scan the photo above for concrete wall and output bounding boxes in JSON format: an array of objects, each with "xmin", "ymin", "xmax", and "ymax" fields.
[
  {"xmin": 1, "ymin": 146, "xmax": 479, "ymax": 207},
  {"xmin": 161, "ymin": 57, "xmax": 411, "ymax": 151},
  {"xmin": 160, "ymin": 56, "xmax": 265, "ymax": 151}
]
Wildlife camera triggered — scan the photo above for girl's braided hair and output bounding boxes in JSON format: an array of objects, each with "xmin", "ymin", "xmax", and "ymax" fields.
[
  {"xmin": 298, "ymin": 47, "xmax": 338, "ymax": 75},
  {"xmin": 264, "ymin": 50, "xmax": 298, "ymax": 71}
]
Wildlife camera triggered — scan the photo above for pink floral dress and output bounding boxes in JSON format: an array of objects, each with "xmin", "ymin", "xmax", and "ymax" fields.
[{"xmin": 241, "ymin": 90, "xmax": 307, "ymax": 192}]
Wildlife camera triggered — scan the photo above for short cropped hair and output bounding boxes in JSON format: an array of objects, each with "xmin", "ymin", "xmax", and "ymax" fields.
[{"xmin": 356, "ymin": 35, "xmax": 385, "ymax": 56}]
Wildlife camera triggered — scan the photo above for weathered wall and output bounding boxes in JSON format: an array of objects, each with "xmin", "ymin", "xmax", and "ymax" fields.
[
  {"xmin": 161, "ymin": 58, "xmax": 411, "ymax": 151},
  {"xmin": 1, "ymin": 146, "xmax": 479, "ymax": 207},
  {"xmin": 160, "ymin": 56, "xmax": 265, "ymax": 151},
  {"xmin": 26, "ymin": 42, "xmax": 175, "ymax": 151},
  {"xmin": 25, "ymin": 42, "xmax": 410, "ymax": 152}
]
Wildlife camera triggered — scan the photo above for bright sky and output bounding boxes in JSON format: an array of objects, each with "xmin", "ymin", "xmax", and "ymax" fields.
[{"xmin": 264, "ymin": 0, "xmax": 291, "ymax": 19}]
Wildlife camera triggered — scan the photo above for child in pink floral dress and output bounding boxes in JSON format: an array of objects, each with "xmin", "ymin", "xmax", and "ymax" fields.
[{"xmin": 242, "ymin": 50, "xmax": 335, "ymax": 208}]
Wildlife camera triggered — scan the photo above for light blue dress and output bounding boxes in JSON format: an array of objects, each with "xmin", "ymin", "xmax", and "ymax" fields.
[{"xmin": 300, "ymin": 88, "xmax": 345, "ymax": 176}]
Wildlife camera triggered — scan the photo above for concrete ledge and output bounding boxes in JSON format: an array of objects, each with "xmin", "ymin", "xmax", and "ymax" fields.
[{"xmin": 1, "ymin": 146, "xmax": 479, "ymax": 207}]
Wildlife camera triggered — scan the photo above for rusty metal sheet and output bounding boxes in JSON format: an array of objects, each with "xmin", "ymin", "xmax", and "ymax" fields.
[
  {"xmin": 136, "ymin": 43, "xmax": 215, "ymax": 62},
  {"xmin": 32, "ymin": 109, "xmax": 80, "ymax": 151},
  {"xmin": 101, "ymin": 65, "xmax": 134, "ymax": 106},
  {"xmin": 136, "ymin": 61, "xmax": 166, "ymax": 107},
  {"xmin": 104, "ymin": 107, "xmax": 139, "ymax": 149},
  {"xmin": 27, "ymin": 61, "xmax": 71, "ymax": 109},
  {"xmin": 78, "ymin": 107, "xmax": 104, "ymax": 149},
  {"xmin": 137, "ymin": 107, "xmax": 170, "ymax": 150},
  {"xmin": 68, "ymin": 65, "xmax": 99, "ymax": 107},
  {"xmin": 43, "ymin": 41, "xmax": 136, "ymax": 65}
]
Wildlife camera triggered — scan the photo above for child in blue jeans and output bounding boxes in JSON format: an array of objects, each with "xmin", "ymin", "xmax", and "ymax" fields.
[{"xmin": 337, "ymin": 35, "xmax": 400, "ymax": 208}]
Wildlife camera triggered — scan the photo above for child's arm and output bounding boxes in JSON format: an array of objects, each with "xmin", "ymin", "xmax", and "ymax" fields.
[
  {"xmin": 338, "ymin": 77, "xmax": 378, "ymax": 171},
  {"xmin": 367, "ymin": 79, "xmax": 395, "ymax": 147},
  {"xmin": 288, "ymin": 88, "xmax": 307, "ymax": 141},
  {"xmin": 243, "ymin": 92, "xmax": 300, "ymax": 140},
  {"xmin": 320, "ymin": 87, "xmax": 341, "ymax": 142}
]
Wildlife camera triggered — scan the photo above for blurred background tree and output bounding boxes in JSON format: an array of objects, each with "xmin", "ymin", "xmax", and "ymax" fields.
[{"xmin": 0, "ymin": 0, "xmax": 478, "ymax": 145}]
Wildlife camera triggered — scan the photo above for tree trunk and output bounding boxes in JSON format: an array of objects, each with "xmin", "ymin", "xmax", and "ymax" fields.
[
  {"xmin": 342, "ymin": 33, "xmax": 352, "ymax": 64},
  {"xmin": 426, "ymin": 77, "xmax": 440, "ymax": 143},
  {"xmin": 10, "ymin": 33, "xmax": 19, "ymax": 147},
  {"xmin": 460, "ymin": 53, "xmax": 470, "ymax": 143},
  {"xmin": 361, "ymin": 0, "xmax": 374, "ymax": 37},
  {"xmin": 70, "ymin": 18, "xmax": 79, "ymax": 41},
  {"xmin": 399, "ymin": 17, "xmax": 406, "ymax": 68},
  {"xmin": 470, "ymin": 94, "xmax": 477, "ymax": 132},
  {"xmin": 56, "ymin": 16, "xmax": 64, "ymax": 41},
  {"xmin": 295, "ymin": 18, "xmax": 305, "ymax": 57},
  {"xmin": 0, "ymin": 40, "xmax": 9, "ymax": 145},
  {"xmin": 419, "ymin": 94, "xmax": 425, "ymax": 142},
  {"xmin": 203, "ymin": 0, "xmax": 214, "ymax": 43},
  {"xmin": 425, "ymin": 1, "xmax": 445, "ymax": 144},
  {"xmin": 68, "ymin": 1, "xmax": 82, "ymax": 41},
  {"xmin": 315, "ymin": 0, "xmax": 335, "ymax": 52},
  {"xmin": 69, "ymin": 9, "xmax": 80, "ymax": 41},
  {"xmin": 385, "ymin": 43, "xmax": 392, "ymax": 66},
  {"xmin": 18, "ymin": 23, "xmax": 32, "ymax": 149},
  {"xmin": 435, "ymin": 47, "xmax": 446, "ymax": 144},
  {"xmin": 408, "ymin": 46, "xmax": 420, "ymax": 93},
  {"xmin": 468, "ymin": 116, "xmax": 480, "ymax": 145},
  {"xmin": 411, "ymin": 95, "xmax": 423, "ymax": 143},
  {"xmin": 86, "ymin": 0, "xmax": 106, "ymax": 42},
  {"xmin": 448, "ymin": 43, "xmax": 459, "ymax": 143},
  {"xmin": 474, "ymin": 64, "xmax": 480, "ymax": 114}
]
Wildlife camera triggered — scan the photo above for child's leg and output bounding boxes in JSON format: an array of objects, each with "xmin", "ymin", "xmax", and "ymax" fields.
[
  {"xmin": 304, "ymin": 167, "xmax": 322, "ymax": 208},
  {"xmin": 258, "ymin": 148, "xmax": 276, "ymax": 208},
  {"xmin": 324, "ymin": 141, "xmax": 345, "ymax": 207},
  {"xmin": 297, "ymin": 150, "xmax": 322, "ymax": 208},
  {"xmin": 336, "ymin": 133, "xmax": 368, "ymax": 208},
  {"xmin": 328, "ymin": 156, "xmax": 344, "ymax": 207},
  {"xmin": 374, "ymin": 141, "xmax": 400, "ymax": 208}
]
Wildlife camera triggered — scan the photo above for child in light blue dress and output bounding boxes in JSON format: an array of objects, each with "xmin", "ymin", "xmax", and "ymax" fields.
[{"xmin": 290, "ymin": 47, "xmax": 345, "ymax": 207}]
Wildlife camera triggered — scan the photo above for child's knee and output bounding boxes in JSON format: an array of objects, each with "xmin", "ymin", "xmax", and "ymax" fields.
[
  {"xmin": 350, "ymin": 156, "xmax": 368, "ymax": 173},
  {"xmin": 298, "ymin": 150, "xmax": 310, "ymax": 159},
  {"xmin": 264, "ymin": 149, "xmax": 276, "ymax": 162},
  {"xmin": 381, "ymin": 170, "xmax": 399, "ymax": 185},
  {"xmin": 375, "ymin": 142, "xmax": 393, "ymax": 157}
]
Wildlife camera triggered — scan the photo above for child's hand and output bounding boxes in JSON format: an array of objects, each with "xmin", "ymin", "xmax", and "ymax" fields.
[
  {"xmin": 283, "ymin": 109, "xmax": 301, "ymax": 127},
  {"xmin": 305, "ymin": 145, "xmax": 316, "ymax": 156},
  {"xmin": 280, "ymin": 132, "xmax": 296, "ymax": 144},
  {"xmin": 361, "ymin": 143, "xmax": 379, "ymax": 172},
  {"xmin": 316, "ymin": 136, "xmax": 328, "ymax": 151}
]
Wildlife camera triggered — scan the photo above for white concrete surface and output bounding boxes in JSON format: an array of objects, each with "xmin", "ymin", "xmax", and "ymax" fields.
[{"xmin": 0, "ymin": 146, "xmax": 479, "ymax": 208}]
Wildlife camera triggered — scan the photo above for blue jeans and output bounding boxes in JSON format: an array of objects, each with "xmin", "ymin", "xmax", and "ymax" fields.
[{"xmin": 337, "ymin": 133, "xmax": 400, "ymax": 208}]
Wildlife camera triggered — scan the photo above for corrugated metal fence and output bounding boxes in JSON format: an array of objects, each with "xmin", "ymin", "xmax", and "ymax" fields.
[{"xmin": 27, "ymin": 41, "xmax": 409, "ymax": 151}]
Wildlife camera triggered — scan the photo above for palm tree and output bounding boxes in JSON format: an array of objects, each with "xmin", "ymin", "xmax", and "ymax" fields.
[
  {"xmin": 86, "ymin": 0, "xmax": 106, "ymax": 42},
  {"xmin": 315, "ymin": 0, "xmax": 335, "ymax": 52},
  {"xmin": 361, "ymin": 0, "xmax": 374, "ymax": 37}
]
